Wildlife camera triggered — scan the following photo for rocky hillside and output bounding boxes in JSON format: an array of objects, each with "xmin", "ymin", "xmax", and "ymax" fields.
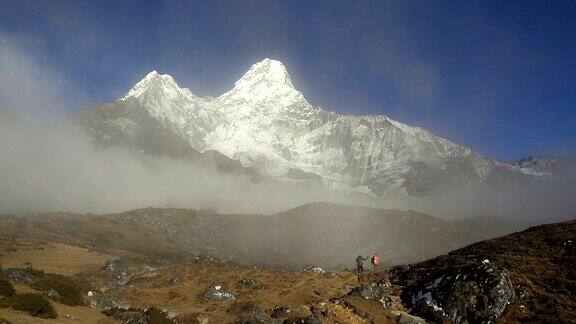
[
  {"xmin": 0, "ymin": 208, "xmax": 573, "ymax": 323},
  {"xmin": 0, "ymin": 203, "xmax": 518, "ymax": 269},
  {"xmin": 394, "ymin": 218, "xmax": 576, "ymax": 323}
]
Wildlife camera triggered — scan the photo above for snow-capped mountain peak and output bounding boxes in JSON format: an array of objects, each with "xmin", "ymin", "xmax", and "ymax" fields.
[
  {"xmin": 222, "ymin": 58, "xmax": 303, "ymax": 104},
  {"xmin": 117, "ymin": 70, "xmax": 209, "ymax": 132},
  {"xmin": 81, "ymin": 58, "xmax": 554, "ymax": 198},
  {"xmin": 234, "ymin": 58, "xmax": 294, "ymax": 88},
  {"xmin": 120, "ymin": 70, "xmax": 196, "ymax": 102}
]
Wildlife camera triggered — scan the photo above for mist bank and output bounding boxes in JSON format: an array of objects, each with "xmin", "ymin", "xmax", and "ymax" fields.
[
  {"xmin": 0, "ymin": 203, "xmax": 521, "ymax": 269},
  {"xmin": 0, "ymin": 109, "xmax": 384, "ymax": 215},
  {"xmin": 1, "ymin": 108, "xmax": 575, "ymax": 223}
]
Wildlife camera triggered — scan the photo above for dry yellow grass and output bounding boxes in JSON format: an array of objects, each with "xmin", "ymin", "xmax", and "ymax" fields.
[{"xmin": 0, "ymin": 242, "xmax": 113, "ymax": 276}]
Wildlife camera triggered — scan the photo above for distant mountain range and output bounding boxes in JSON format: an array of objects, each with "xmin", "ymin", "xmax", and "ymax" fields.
[{"xmin": 77, "ymin": 58, "xmax": 576, "ymax": 198}]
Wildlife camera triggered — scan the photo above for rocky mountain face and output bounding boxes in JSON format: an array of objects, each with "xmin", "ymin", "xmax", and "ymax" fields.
[
  {"xmin": 77, "ymin": 58, "xmax": 569, "ymax": 198},
  {"xmin": 511, "ymin": 155, "xmax": 576, "ymax": 177}
]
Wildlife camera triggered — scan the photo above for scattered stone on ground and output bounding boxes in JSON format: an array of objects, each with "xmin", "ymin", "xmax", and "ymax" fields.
[
  {"xmin": 106, "ymin": 272, "xmax": 133, "ymax": 290},
  {"xmin": 271, "ymin": 305, "xmax": 293, "ymax": 318},
  {"xmin": 170, "ymin": 274, "xmax": 182, "ymax": 285},
  {"xmin": 1, "ymin": 268, "xmax": 37, "ymax": 284},
  {"xmin": 103, "ymin": 307, "xmax": 148, "ymax": 324},
  {"xmin": 89, "ymin": 296, "xmax": 124, "ymax": 310},
  {"xmin": 103, "ymin": 258, "xmax": 128, "ymax": 272},
  {"xmin": 304, "ymin": 266, "xmax": 325, "ymax": 274},
  {"xmin": 204, "ymin": 285, "xmax": 236, "ymax": 301}
]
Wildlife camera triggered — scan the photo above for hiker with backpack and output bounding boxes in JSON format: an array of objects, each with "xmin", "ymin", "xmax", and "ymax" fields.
[
  {"xmin": 371, "ymin": 253, "xmax": 380, "ymax": 272},
  {"xmin": 356, "ymin": 254, "xmax": 368, "ymax": 275}
]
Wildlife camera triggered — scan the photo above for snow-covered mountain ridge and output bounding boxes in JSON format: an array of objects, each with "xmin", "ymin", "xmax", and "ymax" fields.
[{"xmin": 79, "ymin": 58, "xmax": 566, "ymax": 197}]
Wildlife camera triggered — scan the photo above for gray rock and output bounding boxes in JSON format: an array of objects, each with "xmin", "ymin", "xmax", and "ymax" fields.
[
  {"xmin": 46, "ymin": 289, "xmax": 61, "ymax": 301},
  {"xmin": 89, "ymin": 296, "xmax": 122, "ymax": 310},
  {"xmin": 171, "ymin": 274, "xmax": 182, "ymax": 285},
  {"xmin": 271, "ymin": 305, "xmax": 293, "ymax": 318},
  {"xmin": 103, "ymin": 258, "xmax": 127, "ymax": 272},
  {"xmin": 515, "ymin": 286, "xmax": 525, "ymax": 300},
  {"xmin": 304, "ymin": 266, "xmax": 325, "ymax": 274},
  {"xmin": 106, "ymin": 272, "xmax": 133, "ymax": 290},
  {"xmin": 124, "ymin": 312, "xmax": 148, "ymax": 324},
  {"xmin": 204, "ymin": 285, "xmax": 236, "ymax": 301},
  {"xmin": 350, "ymin": 280, "xmax": 394, "ymax": 308},
  {"xmin": 407, "ymin": 262, "xmax": 514, "ymax": 323},
  {"xmin": 1, "ymin": 268, "xmax": 37, "ymax": 284}
]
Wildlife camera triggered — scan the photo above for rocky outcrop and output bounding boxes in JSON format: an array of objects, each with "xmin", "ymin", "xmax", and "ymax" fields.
[
  {"xmin": 103, "ymin": 258, "xmax": 128, "ymax": 272},
  {"xmin": 105, "ymin": 272, "xmax": 133, "ymax": 290},
  {"xmin": 0, "ymin": 268, "xmax": 37, "ymax": 284},
  {"xmin": 349, "ymin": 279, "xmax": 394, "ymax": 309},
  {"xmin": 403, "ymin": 260, "xmax": 514, "ymax": 323}
]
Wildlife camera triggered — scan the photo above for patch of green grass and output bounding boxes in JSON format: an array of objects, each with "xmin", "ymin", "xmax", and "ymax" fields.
[
  {"xmin": 147, "ymin": 307, "xmax": 175, "ymax": 324},
  {"xmin": 31, "ymin": 273, "xmax": 85, "ymax": 306},
  {"xmin": 23, "ymin": 266, "xmax": 45, "ymax": 277},
  {"xmin": 0, "ymin": 297, "xmax": 12, "ymax": 308},
  {"xmin": 0, "ymin": 279, "xmax": 15, "ymax": 297},
  {"xmin": 10, "ymin": 293, "xmax": 57, "ymax": 318}
]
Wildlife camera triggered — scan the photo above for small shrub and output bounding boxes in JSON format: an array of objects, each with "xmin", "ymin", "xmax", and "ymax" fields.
[
  {"xmin": 31, "ymin": 273, "xmax": 85, "ymax": 306},
  {"xmin": 24, "ymin": 266, "xmax": 45, "ymax": 277},
  {"xmin": 0, "ymin": 297, "xmax": 11, "ymax": 308},
  {"xmin": 11, "ymin": 293, "xmax": 57, "ymax": 318},
  {"xmin": 147, "ymin": 307, "xmax": 175, "ymax": 324},
  {"xmin": 0, "ymin": 279, "xmax": 15, "ymax": 297}
]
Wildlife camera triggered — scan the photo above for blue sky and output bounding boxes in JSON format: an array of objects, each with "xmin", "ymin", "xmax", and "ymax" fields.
[{"xmin": 0, "ymin": 0, "xmax": 574, "ymax": 161}]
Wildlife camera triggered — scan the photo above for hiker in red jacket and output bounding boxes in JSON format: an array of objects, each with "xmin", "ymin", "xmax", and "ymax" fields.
[{"xmin": 371, "ymin": 253, "xmax": 381, "ymax": 272}]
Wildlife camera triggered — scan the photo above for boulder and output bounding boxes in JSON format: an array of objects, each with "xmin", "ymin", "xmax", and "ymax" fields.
[
  {"xmin": 204, "ymin": 285, "xmax": 236, "ymax": 301},
  {"xmin": 406, "ymin": 261, "xmax": 514, "ymax": 323}
]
